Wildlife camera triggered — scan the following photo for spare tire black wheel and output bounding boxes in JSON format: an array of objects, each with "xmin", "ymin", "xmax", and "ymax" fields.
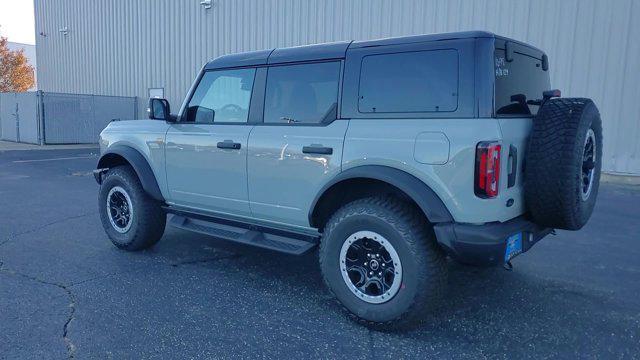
[{"xmin": 524, "ymin": 98, "xmax": 602, "ymax": 230}]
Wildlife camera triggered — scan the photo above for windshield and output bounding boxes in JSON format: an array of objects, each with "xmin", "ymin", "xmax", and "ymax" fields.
[{"xmin": 494, "ymin": 44, "xmax": 550, "ymax": 116}]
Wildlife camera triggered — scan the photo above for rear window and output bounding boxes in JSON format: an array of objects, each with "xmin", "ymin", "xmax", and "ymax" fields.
[
  {"xmin": 494, "ymin": 47, "xmax": 550, "ymax": 116},
  {"xmin": 358, "ymin": 49, "xmax": 458, "ymax": 113}
]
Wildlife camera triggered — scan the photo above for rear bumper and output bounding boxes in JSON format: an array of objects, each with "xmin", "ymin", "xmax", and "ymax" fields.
[{"xmin": 433, "ymin": 216, "xmax": 553, "ymax": 266}]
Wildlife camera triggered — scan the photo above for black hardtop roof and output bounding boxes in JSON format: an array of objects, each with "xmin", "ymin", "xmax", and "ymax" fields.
[{"xmin": 204, "ymin": 31, "xmax": 541, "ymax": 70}]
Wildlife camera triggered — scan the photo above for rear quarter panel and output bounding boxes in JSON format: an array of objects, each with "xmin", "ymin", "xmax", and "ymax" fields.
[{"xmin": 343, "ymin": 118, "xmax": 525, "ymax": 224}]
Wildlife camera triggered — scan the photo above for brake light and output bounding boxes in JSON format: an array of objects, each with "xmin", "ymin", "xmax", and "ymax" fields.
[{"xmin": 475, "ymin": 142, "xmax": 501, "ymax": 198}]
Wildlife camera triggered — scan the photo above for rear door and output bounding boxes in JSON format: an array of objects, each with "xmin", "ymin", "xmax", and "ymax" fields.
[
  {"xmin": 247, "ymin": 61, "xmax": 347, "ymax": 227},
  {"xmin": 165, "ymin": 68, "xmax": 257, "ymax": 216}
]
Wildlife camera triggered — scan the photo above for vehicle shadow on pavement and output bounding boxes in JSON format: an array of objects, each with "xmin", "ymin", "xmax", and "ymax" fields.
[{"xmin": 157, "ymin": 225, "xmax": 627, "ymax": 350}]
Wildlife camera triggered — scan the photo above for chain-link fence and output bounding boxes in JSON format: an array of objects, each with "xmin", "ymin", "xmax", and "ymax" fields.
[{"xmin": 0, "ymin": 91, "xmax": 137, "ymax": 144}]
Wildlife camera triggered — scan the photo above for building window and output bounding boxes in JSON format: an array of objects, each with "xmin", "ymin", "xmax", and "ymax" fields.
[{"xmin": 148, "ymin": 88, "xmax": 164, "ymax": 99}]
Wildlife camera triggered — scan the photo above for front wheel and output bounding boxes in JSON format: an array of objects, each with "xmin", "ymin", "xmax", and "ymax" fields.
[
  {"xmin": 98, "ymin": 165, "xmax": 166, "ymax": 251},
  {"xmin": 319, "ymin": 196, "xmax": 446, "ymax": 329}
]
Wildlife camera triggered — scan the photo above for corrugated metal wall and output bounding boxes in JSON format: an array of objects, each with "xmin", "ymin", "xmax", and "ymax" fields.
[{"xmin": 34, "ymin": 0, "xmax": 640, "ymax": 175}]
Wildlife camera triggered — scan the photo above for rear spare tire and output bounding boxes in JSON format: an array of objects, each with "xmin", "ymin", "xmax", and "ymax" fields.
[{"xmin": 524, "ymin": 98, "xmax": 602, "ymax": 230}]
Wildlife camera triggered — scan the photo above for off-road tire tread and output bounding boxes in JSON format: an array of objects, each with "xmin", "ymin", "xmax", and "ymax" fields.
[
  {"xmin": 524, "ymin": 98, "xmax": 601, "ymax": 230},
  {"xmin": 319, "ymin": 196, "xmax": 446, "ymax": 330},
  {"xmin": 99, "ymin": 165, "xmax": 166, "ymax": 251}
]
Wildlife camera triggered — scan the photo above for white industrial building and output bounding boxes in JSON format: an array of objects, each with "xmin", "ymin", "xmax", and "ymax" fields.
[{"xmin": 32, "ymin": 0, "xmax": 640, "ymax": 176}]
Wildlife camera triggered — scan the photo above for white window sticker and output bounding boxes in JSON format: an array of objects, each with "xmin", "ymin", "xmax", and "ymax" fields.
[{"xmin": 495, "ymin": 57, "xmax": 509, "ymax": 77}]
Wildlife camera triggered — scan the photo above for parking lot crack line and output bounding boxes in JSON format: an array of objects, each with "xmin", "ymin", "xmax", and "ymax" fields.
[
  {"xmin": 0, "ymin": 238, "xmax": 11, "ymax": 247},
  {"xmin": 68, "ymin": 271, "xmax": 125, "ymax": 287},
  {"xmin": 0, "ymin": 267, "xmax": 77, "ymax": 359},
  {"xmin": 0, "ymin": 211, "xmax": 97, "ymax": 249}
]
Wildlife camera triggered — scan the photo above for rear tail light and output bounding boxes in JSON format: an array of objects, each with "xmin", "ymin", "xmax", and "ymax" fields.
[{"xmin": 475, "ymin": 141, "xmax": 501, "ymax": 198}]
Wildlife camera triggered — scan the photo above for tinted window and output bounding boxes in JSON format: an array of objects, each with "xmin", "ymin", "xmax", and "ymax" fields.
[
  {"xmin": 185, "ymin": 68, "xmax": 256, "ymax": 123},
  {"xmin": 358, "ymin": 50, "xmax": 458, "ymax": 113},
  {"xmin": 494, "ymin": 49, "xmax": 550, "ymax": 116},
  {"xmin": 264, "ymin": 62, "xmax": 340, "ymax": 124}
]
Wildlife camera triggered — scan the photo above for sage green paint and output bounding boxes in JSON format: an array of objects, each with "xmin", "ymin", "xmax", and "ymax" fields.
[
  {"xmin": 99, "ymin": 120, "xmax": 170, "ymax": 199},
  {"xmin": 247, "ymin": 120, "xmax": 349, "ymax": 227},
  {"xmin": 100, "ymin": 114, "xmax": 531, "ymax": 228},
  {"xmin": 342, "ymin": 118, "xmax": 530, "ymax": 224}
]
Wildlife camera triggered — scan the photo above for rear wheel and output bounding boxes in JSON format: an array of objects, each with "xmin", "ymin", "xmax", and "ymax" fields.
[
  {"xmin": 319, "ymin": 196, "xmax": 446, "ymax": 329},
  {"xmin": 99, "ymin": 165, "xmax": 166, "ymax": 250}
]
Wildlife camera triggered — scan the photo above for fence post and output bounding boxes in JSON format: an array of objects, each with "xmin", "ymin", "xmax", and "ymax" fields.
[
  {"xmin": 134, "ymin": 96, "xmax": 138, "ymax": 119},
  {"xmin": 37, "ymin": 90, "xmax": 45, "ymax": 145},
  {"xmin": 15, "ymin": 95, "xmax": 20, "ymax": 143}
]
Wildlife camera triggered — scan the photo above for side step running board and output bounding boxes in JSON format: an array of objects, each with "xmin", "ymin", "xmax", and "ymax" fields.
[{"xmin": 169, "ymin": 215, "xmax": 318, "ymax": 255}]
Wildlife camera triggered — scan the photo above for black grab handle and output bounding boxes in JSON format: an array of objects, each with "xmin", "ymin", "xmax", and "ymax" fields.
[
  {"xmin": 217, "ymin": 140, "xmax": 241, "ymax": 150},
  {"xmin": 302, "ymin": 145, "xmax": 333, "ymax": 155}
]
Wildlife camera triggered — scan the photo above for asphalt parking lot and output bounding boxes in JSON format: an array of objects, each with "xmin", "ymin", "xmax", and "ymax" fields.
[{"xmin": 1, "ymin": 148, "xmax": 639, "ymax": 359}]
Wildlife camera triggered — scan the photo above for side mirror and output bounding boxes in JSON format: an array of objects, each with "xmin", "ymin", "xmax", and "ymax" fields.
[{"xmin": 147, "ymin": 98, "xmax": 175, "ymax": 122}]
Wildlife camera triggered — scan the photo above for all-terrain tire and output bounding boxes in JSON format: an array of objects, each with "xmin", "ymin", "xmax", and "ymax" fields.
[
  {"xmin": 524, "ymin": 98, "xmax": 602, "ymax": 230},
  {"xmin": 99, "ymin": 165, "xmax": 166, "ymax": 250},
  {"xmin": 319, "ymin": 196, "xmax": 446, "ymax": 329}
]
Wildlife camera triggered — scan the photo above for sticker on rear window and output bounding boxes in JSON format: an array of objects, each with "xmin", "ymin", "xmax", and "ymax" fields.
[{"xmin": 495, "ymin": 56, "xmax": 509, "ymax": 77}]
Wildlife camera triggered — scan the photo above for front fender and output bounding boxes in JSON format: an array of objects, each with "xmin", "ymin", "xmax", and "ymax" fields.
[{"xmin": 97, "ymin": 145, "xmax": 164, "ymax": 202}]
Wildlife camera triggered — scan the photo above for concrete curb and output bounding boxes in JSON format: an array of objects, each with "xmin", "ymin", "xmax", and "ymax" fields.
[
  {"xmin": 0, "ymin": 141, "xmax": 98, "ymax": 151},
  {"xmin": 601, "ymin": 173, "xmax": 640, "ymax": 186}
]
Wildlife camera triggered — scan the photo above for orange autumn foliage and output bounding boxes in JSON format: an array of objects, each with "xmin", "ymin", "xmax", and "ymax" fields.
[{"xmin": 0, "ymin": 36, "xmax": 35, "ymax": 92}]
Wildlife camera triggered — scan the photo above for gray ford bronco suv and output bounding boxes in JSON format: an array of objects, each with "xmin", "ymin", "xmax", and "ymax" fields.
[{"xmin": 95, "ymin": 31, "xmax": 602, "ymax": 328}]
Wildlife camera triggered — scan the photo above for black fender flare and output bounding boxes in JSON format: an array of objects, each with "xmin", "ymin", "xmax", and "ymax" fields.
[
  {"xmin": 96, "ymin": 145, "xmax": 165, "ymax": 202},
  {"xmin": 309, "ymin": 165, "xmax": 453, "ymax": 225}
]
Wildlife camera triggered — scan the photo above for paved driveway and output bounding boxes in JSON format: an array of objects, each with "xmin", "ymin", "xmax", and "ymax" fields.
[{"xmin": 1, "ymin": 148, "xmax": 639, "ymax": 359}]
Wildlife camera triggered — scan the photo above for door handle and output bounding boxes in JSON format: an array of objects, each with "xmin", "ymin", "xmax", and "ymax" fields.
[
  {"xmin": 302, "ymin": 145, "xmax": 333, "ymax": 155},
  {"xmin": 217, "ymin": 140, "xmax": 241, "ymax": 150}
]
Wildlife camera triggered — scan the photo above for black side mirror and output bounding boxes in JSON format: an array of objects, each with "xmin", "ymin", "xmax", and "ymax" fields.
[{"xmin": 148, "ymin": 98, "xmax": 175, "ymax": 122}]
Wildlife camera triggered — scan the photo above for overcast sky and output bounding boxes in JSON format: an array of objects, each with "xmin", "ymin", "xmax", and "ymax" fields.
[{"xmin": 0, "ymin": 0, "xmax": 35, "ymax": 44}]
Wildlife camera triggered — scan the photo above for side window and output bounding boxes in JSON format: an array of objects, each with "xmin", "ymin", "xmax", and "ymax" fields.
[
  {"xmin": 264, "ymin": 61, "xmax": 341, "ymax": 124},
  {"xmin": 358, "ymin": 49, "xmax": 458, "ymax": 113},
  {"xmin": 185, "ymin": 68, "xmax": 256, "ymax": 123}
]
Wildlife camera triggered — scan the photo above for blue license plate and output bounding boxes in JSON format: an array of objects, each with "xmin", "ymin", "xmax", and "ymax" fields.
[{"xmin": 504, "ymin": 233, "xmax": 523, "ymax": 262}]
